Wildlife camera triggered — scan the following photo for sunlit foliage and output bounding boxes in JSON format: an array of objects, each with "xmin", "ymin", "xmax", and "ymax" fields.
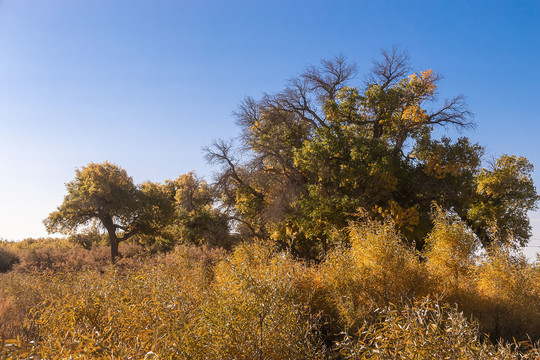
[
  {"xmin": 469, "ymin": 155, "xmax": 539, "ymax": 247},
  {"xmin": 321, "ymin": 212, "xmax": 426, "ymax": 331},
  {"xmin": 1, "ymin": 238, "xmax": 540, "ymax": 358},
  {"xmin": 336, "ymin": 299, "xmax": 540, "ymax": 359},
  {"xmin": 165, "ymin": 172, "xmax": 233, "ymax": 248},
  {"xmin": 3, "ymin": 49, "xmax": 540, "ymax": 358},
  {"xmin": 425, "ymin": 204, "xmax": 477, "ymax": 294},
  {"xmin": 206, "ymin": 49, "xmax": 537, "ymax": 257},
  {"xmin": 44, "ymin": 162, "xmax": 176, "ymax": 262}
]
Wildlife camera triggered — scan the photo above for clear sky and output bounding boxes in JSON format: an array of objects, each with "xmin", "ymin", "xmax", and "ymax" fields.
[{"xmin": 1, "ymin": 0, "xmax": 539, "ymax": 258}]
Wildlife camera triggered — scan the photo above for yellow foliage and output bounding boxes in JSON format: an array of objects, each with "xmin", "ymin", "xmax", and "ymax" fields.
[
  {"xmin": 335, "ymin": 298, "xmax": 540, "ymax": 359},
  {"xmin": 402, "ymin": 104, "xmax": 428, "ymax": 125},
  {"xmin": 475, "ymin": 248, "xmax": 540, "ymax": 339},
  {"xmin": 425, "ymin": 205, "xmax": 477, "ymax": 294},
  {"xmin": 376, "ymin": 201, "xmax": 420, "ymax": 233},
  {"xmin": 322, "ymin": 212, "xmax": 426, "ymax": 328},
  {"xmin": 196, "ymin": 242, "xmax": 324, "ymax": 359},
  {"xmin": 408, "ymin": 69, "xmax": 437, "ymax": 97},
  {"xmin": 1, "ymin": 239, "xmax": 540, "ymax": 357}
]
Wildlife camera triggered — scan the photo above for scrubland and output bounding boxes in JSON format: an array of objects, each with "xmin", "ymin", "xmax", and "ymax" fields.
[{"xmin": 1, "ymin": 210, "xmax": 539, "ymax": 359}]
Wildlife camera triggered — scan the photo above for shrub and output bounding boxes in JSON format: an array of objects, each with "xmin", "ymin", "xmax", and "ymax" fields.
[
  {"xmin": 2, "ymin": 237, "xmax": 540, "ymax": 358},
  {"xmin": 26, "ymin": 245, "xmax": 223, "ymax": 358},
  {"xmin": 0, "ymin": 247, "xmax": 19, "ymax": 273},
  {"xmin": 336, "ymin": 298, "xmax": 540, "ymax": 359},
  {"xmin": 321, "ymin": 213, "xmax": 427, "ymax": 330},
  {"xmin": 475, "ymin": 247, "xmax": 540, "ymax": 340},
  {"xmin": 193, "ymin": 242, "xmax": 325, "ymax": 359},
  {"xmin": 13, "ymin": 243, "xmax": 147, "ymax": 273},
  {"xmin": 424, "ymin": 205, "xmax": 477, "ymax": 296},
  {"xmin": 0, "ymin": 271, "xmax": 47, "ymax": 340}
]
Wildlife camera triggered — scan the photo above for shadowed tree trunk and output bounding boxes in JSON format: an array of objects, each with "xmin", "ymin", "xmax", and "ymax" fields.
[{"xmin": 101, "ymin": 214, "xmax": 122, "ymax": 263}]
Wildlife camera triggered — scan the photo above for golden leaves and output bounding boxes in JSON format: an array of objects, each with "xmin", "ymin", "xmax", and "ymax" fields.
[{"xmin": 408, "ymin": 69, "xmax": 437, "ymax": 97}]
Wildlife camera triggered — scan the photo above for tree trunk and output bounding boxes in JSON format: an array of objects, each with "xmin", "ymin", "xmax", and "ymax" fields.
[
  {"xmin": 100, "ymin": 214, "xmax": 122, "ymax": 264},
  {"xmin": 110, "ymin": 234, "xmax": 120, "ymax": 264}
]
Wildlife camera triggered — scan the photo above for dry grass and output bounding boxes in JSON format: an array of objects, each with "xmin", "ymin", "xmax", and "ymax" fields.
[{"xmin": 1, "ymin": 216, "xmax": 540, "ymax": 358}]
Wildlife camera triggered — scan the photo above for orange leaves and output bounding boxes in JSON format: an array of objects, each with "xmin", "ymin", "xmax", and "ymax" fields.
[
  {"xmin": 408, "ymin": 69, "xmax": 438, "ymax": 97},
  {"xmin": 402, "ymin": 105, "xmax": 428, "ymax": 125}
]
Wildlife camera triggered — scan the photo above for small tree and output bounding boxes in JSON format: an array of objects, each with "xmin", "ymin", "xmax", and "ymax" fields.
[
  {"xmin": 468, "ymin": 155, "xmax": 539, "ymax": 247},
  {"xmin": 44, "ymin": 162, "xmax": 175, "ymax": 263},
  {"xmin": 167, "ymin": 172, "xmax": 233, "ymax": 248}
]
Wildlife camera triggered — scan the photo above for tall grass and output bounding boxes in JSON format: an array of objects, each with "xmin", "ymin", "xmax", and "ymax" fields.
[{"xmin": 1, "ymin": 215, "xmax": 540, "ymax": 358}]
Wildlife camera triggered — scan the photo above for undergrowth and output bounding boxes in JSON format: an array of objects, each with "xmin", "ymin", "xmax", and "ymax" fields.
[{"xmin": 1, "ymin": 210, "xmax": 540, "ymax": 359}]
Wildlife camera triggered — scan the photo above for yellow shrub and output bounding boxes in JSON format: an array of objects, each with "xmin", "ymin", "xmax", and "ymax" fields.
[
  {"xmin": 2, "ymin": 238, "xmax": 540, "ymax": 357},
  {"xmin": 336, "ymin": 298, "xmax": 540, "ymax": 359},
  {"xmin": 322, "ymin": 213, "xmax": 426, "ymax": 331},
  {"xmin": 0, "ymin": 271, "xmax": 47, "ymax": 340},
  {"xmin": 425, "ymin": 205, "xmax": 477, "ymax": 295},
  {"xmin": 348, "ymin": 214, "xmax": 426, "ymax": 302},
  {"xmin": 193, "ymin": 241, "xmax": 324, "ymax": 359},
  {"xmin": 29, "ymin": 245, "xmax": 221, "ymax": 358},
  {"xmin": 475, "ymin": 247, "xmax": 540, "ymax": 340}
]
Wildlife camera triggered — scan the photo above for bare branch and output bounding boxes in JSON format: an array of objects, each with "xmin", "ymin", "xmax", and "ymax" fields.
[
  {"xmin": 428, "ymin": 95, "xmax": 474, "ymax": 129},
  {"xmin": 368, "ymin": 46, "xmax": 411, "ymax": 89},
  {"xmin": 203, "ymin": 139, "xmax": 264, "ymax": 201},
  {"xmin": 302, "ymin": 55, "xmax": 357, "ymax": 101}
]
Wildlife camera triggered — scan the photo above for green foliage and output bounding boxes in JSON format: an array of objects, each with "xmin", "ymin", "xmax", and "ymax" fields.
[
  {"xmin": 44, "ymin": 162, "xmax": 177, "ymax": 262},
  {"xmin": 4, "ymin": 50, "xmax": 540, "ymax": 358},
  {"xmin": 166, "ymin": 172, "xmax": 233, "ymax": 248},
  {"xmin": 69, "ymin": 227, "xmax": 108, "ymax": 249},
  {"xmin": 44, "ymin": 162, "xmax": 138, "ymax": 234},
  {"xmin": 207, "ymin": 49, "xmax": 538, "ymax": 257},
  {"xmin": 469, "ymin": 155, "xmax": 538, "ymax": 247}
]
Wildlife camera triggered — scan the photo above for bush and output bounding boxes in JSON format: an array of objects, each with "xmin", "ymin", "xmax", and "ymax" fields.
[
  {"xmin": 13, "ymin": 243, "xmax": 147, "ymax": 273},
  {"xmin": 0, "ymin": 247, "xmax": 19, "ymax": 273},
  {"xmin": 1, "ymin": 238, "xmax": 540, "ymax": 358},
  {"xmin": 25, "ymin": 245, "xmax": 223, "ymax": 358},
  {"xmin": 0, "ymin": 271, "xmax": 47, "ymax": 340},
  {"xmin": 193, "ymin": 242, "xmax": 325, "ymax": 359},
  {"xmin": 321, "ymin": 213, "xmax": 427, "ymax": 330},
  {"xmin": 425, "ymin": 205, "xmax": 477, "ymax": 295},
  {"xmin": 474, "ymin": 247, "xmax": 540, "ymax": 340},
  {"xmin": 336, "ymin": 298, "xmax": 540, "ymax": 359}
]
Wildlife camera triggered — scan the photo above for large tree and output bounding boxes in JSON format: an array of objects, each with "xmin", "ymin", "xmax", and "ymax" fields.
[
  {"xmin": 44, "ymin": 162, "xmax": 175, "ymax": 262},
  {"xmin": 206, "ymin": 49, "xmax": 538, "ymax": 258}
]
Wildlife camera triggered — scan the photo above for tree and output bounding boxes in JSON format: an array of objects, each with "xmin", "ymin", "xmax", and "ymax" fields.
[
  {"xmin": 165, "ymin": 172, "xmax": 233, "ymax": 248},
  {"xmin": 468, "ymin": 155, "xmax": 538, "ymax": 247},
  {"xmin": 44, "ymin": 162, "xmax": 175, "ymax": 263},
  {"xmin": 206, "ymin": 49, "xmax": 537, "ymax": 258}
]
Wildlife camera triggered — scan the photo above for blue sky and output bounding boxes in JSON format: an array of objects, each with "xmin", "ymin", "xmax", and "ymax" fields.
[{"xmin": 0, "ymin": 0, "xmax": 539, "ymax": 257}]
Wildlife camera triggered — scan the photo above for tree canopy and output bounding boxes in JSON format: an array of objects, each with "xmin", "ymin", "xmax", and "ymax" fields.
[
  {"xmin": 43, "ymin": 50, "xmax": 538, "ymax": 261},
  {"xmin": 164, "ymin": 172, "xmax": 232, "ymax": 248},
  {"xmin": 44, "ymin": 162, "xmax": 175, "ymax": 262},
  {"xmin": 206, "ymin": 49, "xmax": 538, "ymax": 258}
]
